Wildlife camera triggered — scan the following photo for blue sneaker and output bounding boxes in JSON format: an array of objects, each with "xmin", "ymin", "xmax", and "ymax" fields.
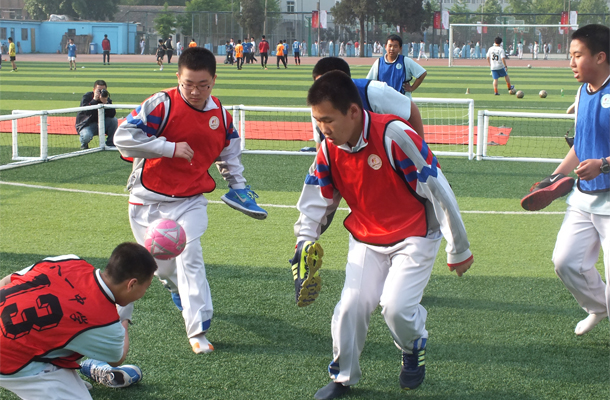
[
  {"xmin": 221, "ymin": 185, "xmax": 268, "ymax": 220},
  {"xmin": 400, "ymin": 346, "xmax": 426, "ymax": 390},
  {"xmin": 171, "ymin": 292, "xmax": 183, "ymax": 311},
  {"xmin": 80, "ymin": 359, "xmax": 142, "ymax": 388}
]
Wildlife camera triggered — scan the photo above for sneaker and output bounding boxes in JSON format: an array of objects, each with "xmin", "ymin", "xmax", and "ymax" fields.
[
  {"xmin": 80, "ymin": 359, "xmax": 142, "ymax": 388},
  {"xmin": 221, "ymin": 185, "xmax": 268, "ymax": 220},
  {"xmin": 190, "ymin": 334, "xmax": 214, "ymax": 354},
  {"xmin": 314, "ymin": 382, "xmax": 350, "ymax": 400},
  {"xmin": 160, "ymin": 66, "xmax": 163, "ymax": 71},
  {"xmin": 291, "ymin": 241, "xmax": 323, "ymax": 307},
  {"xmin": 509, "ymin": 85, "xmax": 514, "ymax": 91},
  {"xmin": 575, "ymin": 312, "xmax": 608, "ymax": 336},
  {"xmin": 80, "ymin": 143, "xmax": 89, "ymax": 150},
  {"xmin": 494, "ymin": 92, "xmax": 500, "ymax": 95},
  {"xmin": 171, "ymin": 292, "xmax": 183, "ymax": 311},
  {"xmin": 520, "ymin": 173, "xmax": 575, "ymax": 211},
  {"xmin": 400, "ymin": 348, "xmax": 426, "ymax": 390}
]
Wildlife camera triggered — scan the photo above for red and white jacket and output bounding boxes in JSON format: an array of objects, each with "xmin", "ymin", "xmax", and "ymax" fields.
[{"xmin": 295, "ymin": 110, "xmax": 472, "ymax": 267}]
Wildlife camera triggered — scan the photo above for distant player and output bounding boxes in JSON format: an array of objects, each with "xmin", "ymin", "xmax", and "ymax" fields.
[
  {"xmin": 0, "ymin": 243, "xmax": 157, "ymax": 399},
  {"xmin": 486, "ymin": 37, "xmax": 514, "ymax": 95},
  {"xmin": 293, "ymin": 39, "xmax": 301, "ymax": 65},
  {"xmin": 66, "ymin": 38, "xmax": 77, "ymax": 70},
  {"xmin": 524, "ymin": 24, "xmax": 610, "ymax": 336},
  {"xmin": 517, "ymin": 41, "xmax": 524, "ymax": 59},
  {"xmin": 114, "ymin": 47, "xmax": 267, "ymax": 355},
  {"xmin": 235, "ymin": 39, "xmax": 244, "ymax": 70},
  {"xmin": 296, "ymin": 71, "xmax": 473, "ymax": 399},
  {"xmin": 8, "ymin": 37, "xmax": 16, "ymax": 72},
  {"xmin": 156, "ymin": 39, "xmax": 166, "ymax": 71},
  {"xmin": 366, "ymin": 34, "xmax": 427, "ymax": 99}
]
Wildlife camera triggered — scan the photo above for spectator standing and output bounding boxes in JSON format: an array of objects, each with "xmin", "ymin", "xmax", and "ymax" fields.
[
  {"xmin": 165, "ymin": 36, "xmax": 174, "ymax": 64},
  {"xmin": 102, "ymin": 34, "xmax": 111, "ymax": 65},
  {"xmin": 140, "ymin": 38, "xmax": 145, "ymax": 55},
  {"xmin": 366, "ymin": 34, "xmax": 427, "ymax": 99},
  {"xmin": 417, "ymin": 40, "xmax": 428, "ymax": 60},
  {"xmin": 66, "ymin": 38, "xmax": 77, "ymax": 70},
  {"xmin": 259, "ymin": 35, "xmax": 269, "ymax": 69},
  {"xmin": 189, "ymin": 38, "xmax": 197, "ymax": 48},
  {"xmin": 176, "ymin": 40, "xmax": 182, "ymax": 56},
  {"xmin": 533, "ymin": 41, "xmax": 539, "ymax": 60},
  {"xmin": 75, "ymin": 80, "xmax": 118, "ymax": 149},
  {"xmin": 8, "ymin": 37, "xmax": 17, "ymax": 72},
  {"xmin": 276, "ymin": 41, "xmax": 286, "ymax": 68}
]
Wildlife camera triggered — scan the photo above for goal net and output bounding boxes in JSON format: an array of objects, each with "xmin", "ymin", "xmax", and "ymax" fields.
[
  {"xmin": 0, "ymin": 105, "xmax": 137, "ymax": 170},
  {"xmin": 476, "ymin": 110, "xmax": 575, "ymax": 163},
  {"xmin": 233, "ymin": 99, "xmax": 475, "ymax": 159},
  {"xmin": 448, "ymin": 23, "xmax": 579, "ymax": 67}
]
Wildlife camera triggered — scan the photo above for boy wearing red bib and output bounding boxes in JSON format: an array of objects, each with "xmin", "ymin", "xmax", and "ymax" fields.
[
  {"xmin": 114, "ymin": 47, "xmax": 267, "ymax": 355},
  {"xmin": 296, "ymin": 71, "xmax": 473, "ymax": 399}
]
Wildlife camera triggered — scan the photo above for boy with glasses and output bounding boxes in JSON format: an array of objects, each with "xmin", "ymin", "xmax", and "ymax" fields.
[{"xmin": 113, "ymin": 47, "xmax": 267, "ymax": 355}]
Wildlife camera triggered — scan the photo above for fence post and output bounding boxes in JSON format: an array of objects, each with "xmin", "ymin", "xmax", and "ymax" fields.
[
  {"xmin": 98, "ymin": 107, "xmax": 106, "ymax": 149},
  {"xmin": 40, "ymin": 113, "xmax": 48, "ymax": 161},
  {"xmin": 476, "ymin": 110, "xmax": 484, "ymax": 160}
]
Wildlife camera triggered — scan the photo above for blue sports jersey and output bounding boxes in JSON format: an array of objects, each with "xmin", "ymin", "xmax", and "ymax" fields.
[
  {"xmin": 353, "ymin": 79, "xmax": 372, "ymax": 111},
  {"xmin": 283, "ymin": 43, "xmax": 288, "ymax": 53},
  {"xmin": 378, "ymin": 54, "xmax": 407, "ymax": 94},
  {"xmin": 574, "ymin": 80, "xmax": 610, "ymax": 193},
  {"xmin": 293, "ymin": 41, "xmax": 300, "ymax": 52},
  {"xmin": 67, "ymin": 43, "xmax": 77, "ymax": 57},
  {"xmin": 243, "ymin": 42, "xmax": 252, "ymax": 53}
]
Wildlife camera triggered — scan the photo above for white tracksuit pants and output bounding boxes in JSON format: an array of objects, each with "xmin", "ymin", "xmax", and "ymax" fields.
[
  {"xmin": 330, "ymin": 231, "xmax": 442, "ymax": 385},
  {"xmin": 129, "ymin": 195, "xmax": 213, "ymax": 339},
  {"xmin": 553, "ymin": 206, "xmax": 610, "ymax": 318}
]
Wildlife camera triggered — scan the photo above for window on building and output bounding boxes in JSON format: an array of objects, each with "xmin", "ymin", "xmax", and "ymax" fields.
[
  {"xmin": 287, "ymin": 1, "xmax": 295, "ymax": 13},
  {"xmin": 1, "ymin": 28, "xmax": 6, "ymax": 40},
  {"xmin": 22, "ymin": 28, "xmax": 28, "ymax": 40},
  {"xmin": 68, "ymin": 29, "xmax": 76, "ymax": 36}
]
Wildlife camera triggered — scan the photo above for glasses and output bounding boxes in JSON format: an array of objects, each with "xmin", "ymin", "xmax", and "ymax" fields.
[{"xmin": 180, "ymin": 82, "xmax": 212, "ymax": 92}]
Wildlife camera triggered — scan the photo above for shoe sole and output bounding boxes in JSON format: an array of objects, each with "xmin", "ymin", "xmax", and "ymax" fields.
[
  {"xmin": 520, "ymin": 177, "xmax": 574, "ymax": 211},
  {"xmin": 220, "ymin": 195, "xmax": 268, "ymax": 220},
  {"xmin": 296, "ymin": 242, "xmax": 323, "ymax": 307}
]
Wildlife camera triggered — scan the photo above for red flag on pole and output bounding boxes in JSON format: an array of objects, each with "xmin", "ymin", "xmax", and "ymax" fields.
[
  {"xmin": 312, "ymin": 10, "xmax": 319, "ymax": 29},
  {"xmin": 433, "ymin": 12, "xmax": 441, "ymax": 29}
]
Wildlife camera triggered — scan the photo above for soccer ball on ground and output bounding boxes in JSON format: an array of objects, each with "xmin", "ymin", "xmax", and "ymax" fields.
[
  {"xmin": 539, "ymin": 90, "xmax": 548, "ymax": 98},
  {"xmin": 516, "ymin": 90, "xmax": 525, "ymax": 98},
  {"xmin": 509, "ymin": 89, "xmax": 516, "ymax": 95},
  {"xmin": 527, "ymin": 64, "xmax": 531, "ymax": 68},
  {"xmin": 144, "ymin": 219, "xmax": 186, "ymax": 260}
]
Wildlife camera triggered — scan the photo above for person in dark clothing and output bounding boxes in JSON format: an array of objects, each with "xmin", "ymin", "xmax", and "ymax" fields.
[
  {"xmin": 75, "ymin": 80, "xmax": 118, "ymax": 149},
  {"xmin": 165, "ymin": 36, "xmax": 174, "ymax": 64}
]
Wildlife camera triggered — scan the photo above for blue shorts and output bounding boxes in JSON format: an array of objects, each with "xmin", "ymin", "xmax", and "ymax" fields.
[{"xmin": 492, "ymin": 68, "xmax": 507, "ymax": 79}]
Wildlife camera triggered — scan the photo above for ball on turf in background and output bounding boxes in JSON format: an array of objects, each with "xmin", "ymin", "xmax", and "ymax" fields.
[
  {"xmin": 144, "ymin": 219, "xmax": 186, "ymax": 260},
  {"xmin": 527, "ymin": 64, "xmax": 531, "ymax": 68},
  {"xmin": 509, "ymin": 89, "xmax": 516, "ymax": 95},
  {"xmin": 539, "ymin": 90, "xmax": 547, "ymax": 98},
  {"xmin": 516, "ymin": 90, "xmax": 525, "ymax": 98}
]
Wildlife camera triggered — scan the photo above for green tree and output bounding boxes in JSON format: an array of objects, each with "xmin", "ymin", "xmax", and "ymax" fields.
[
  {"xmin": 448, "ymin": 0, "xmax": 473, "ymax": 24},
  {"xmin": 577, "ymin": 0, "xmax": 610, "ymax": 25},
  {"xmin": 24, "ymin": 0, "xmax": 119, "ymax": 20},
  {"xmin": 531, "ymin": 0, "xmax": 565, "ymax": 25},
  {"xmin": 176, "ymin": 0, "xmax": 231, "ymax": 41},
  {"xmin": 120, "ymin": 0, "xmax": 183, "ymax": 5},
  {"xmin": 379, "ymin": 0, "xmax": 432, "ymax": 33},
  {"xmin": 331, "ymin": 0, "xmax": 379, "ymax": 57},
  {"xmin": 235, "ymin": 0, "xmax": 281, "ymax": 39},
  {"xmin": 154, "ymin": 3, "xmax": 176, "ymax": 40}
]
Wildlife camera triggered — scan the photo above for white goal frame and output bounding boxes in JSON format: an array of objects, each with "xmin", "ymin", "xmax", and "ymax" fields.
[{"xmin": 448, "ymin": 23, "xmax": 579, "ymax": 67}]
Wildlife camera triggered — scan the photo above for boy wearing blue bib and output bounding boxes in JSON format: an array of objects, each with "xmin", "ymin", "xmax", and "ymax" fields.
[{"xmin": 530, "ymin": 25, "xmax": 610, "ymax": 336}]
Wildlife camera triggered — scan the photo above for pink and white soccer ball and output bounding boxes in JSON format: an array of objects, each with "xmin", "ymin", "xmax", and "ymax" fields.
[{"xmin": 144, "ymin": 219, "xmax": 186, "ymax": 260}]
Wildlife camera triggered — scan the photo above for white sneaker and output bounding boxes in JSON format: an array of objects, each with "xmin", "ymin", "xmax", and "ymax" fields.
[
  {"xmin": 160, "ymin": 66, "xmax": 163, "ymax": 71},
  {"xmin": 190, "ymin": 334, "xmax": 214, "ymax": 354},
  {"xmin": 575, "ymin": 313, "xmax": 608, "ymax": 336}
]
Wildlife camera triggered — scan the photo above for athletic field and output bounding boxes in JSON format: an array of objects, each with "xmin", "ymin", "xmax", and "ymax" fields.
[{"xmin": 0, "ymin": 59, "xmax": 607, "ymax": 400}]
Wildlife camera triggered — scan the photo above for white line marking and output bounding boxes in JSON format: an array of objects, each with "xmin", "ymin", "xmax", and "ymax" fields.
[{"xmin": 0, "ymin": 181, "xmax": 565, "ymax": 215}]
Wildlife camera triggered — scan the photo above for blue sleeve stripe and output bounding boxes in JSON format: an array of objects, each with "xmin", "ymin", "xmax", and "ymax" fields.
[
  {"xmin": 419, "ymin": 142, "xmax": 429, "ymax": 160},
  {"xmin": 147, "ymin": 114, "xmax": 162, "ymax": 125},
  {"xmin": 316, "ymin": 163, "xmax": 330, "ymax": 173},
  {"xmin": 304, "ymin": 174, "xmax": 319, "ymax": 185},
  {"xmin": 126, "ymin": 114, "xmax": 157, "ymax": 136},
  {"xmin": 396, "ymin": 157, "xmax": 414, "ymax": 170},
  {"xmin": 417, "ymin": 159, "xmax": 438, "ymax": 183},
  {"xmin": 318, "ymin": 176, "xmax": 333, "ymax": 187}
]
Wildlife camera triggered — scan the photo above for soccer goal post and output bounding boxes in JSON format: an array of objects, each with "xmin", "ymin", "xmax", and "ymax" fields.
[
  {"xmin": 232, "ymin": 99, "xmax": 475, "ymax": 159},
  {"xmin": 0, "ymin": 104, "xmax": 137, "ymax": 170},
  {"xmin": 448, "ymin": 23, "xmax": 579, "ymax": 67},
  {"xmin": 476, "ymin": 109, "xmax": 575, "ymax": 163}
]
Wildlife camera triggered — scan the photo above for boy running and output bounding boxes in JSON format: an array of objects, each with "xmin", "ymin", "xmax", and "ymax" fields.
[
  {"xmin": 486, "ymin": 37, "xmax": 514, "ymax": 95},
  {"xmin": 156, "ymin": 39, "xmax": 166, "ymax": 71}
]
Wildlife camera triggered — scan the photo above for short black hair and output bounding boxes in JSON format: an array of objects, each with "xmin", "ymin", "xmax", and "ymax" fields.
[
  {"xmin": 94, "ymin": 80, "xmax": 107, "ymax": 88},
  {"xmin": 386, "ymin": 34, "xmax": 403, "ymax": 48},
  {"xmin": 312, "ymin": 57, "xmax": 351, "ymax": 79},
  {"xmin": 105, "ymin": 242, "xmax": 157, "ymax": 285},
  {"xmin": 8, "ymin": 37, "xmax": 12, "ymax": 41},
  {"xmin": 572, "ymin": 24, "xmax": 610, "ymax": 65},
  {"xmin": 307, "ymin": 71, "xmax": 362, "ymax": 115},
  {"xmin": 178, "ymin": 46, "xmax": 217, "ymax": 76},
  {"xmin": 494, "ymin": 37, "xmax": 502, "ymax": 45}
]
